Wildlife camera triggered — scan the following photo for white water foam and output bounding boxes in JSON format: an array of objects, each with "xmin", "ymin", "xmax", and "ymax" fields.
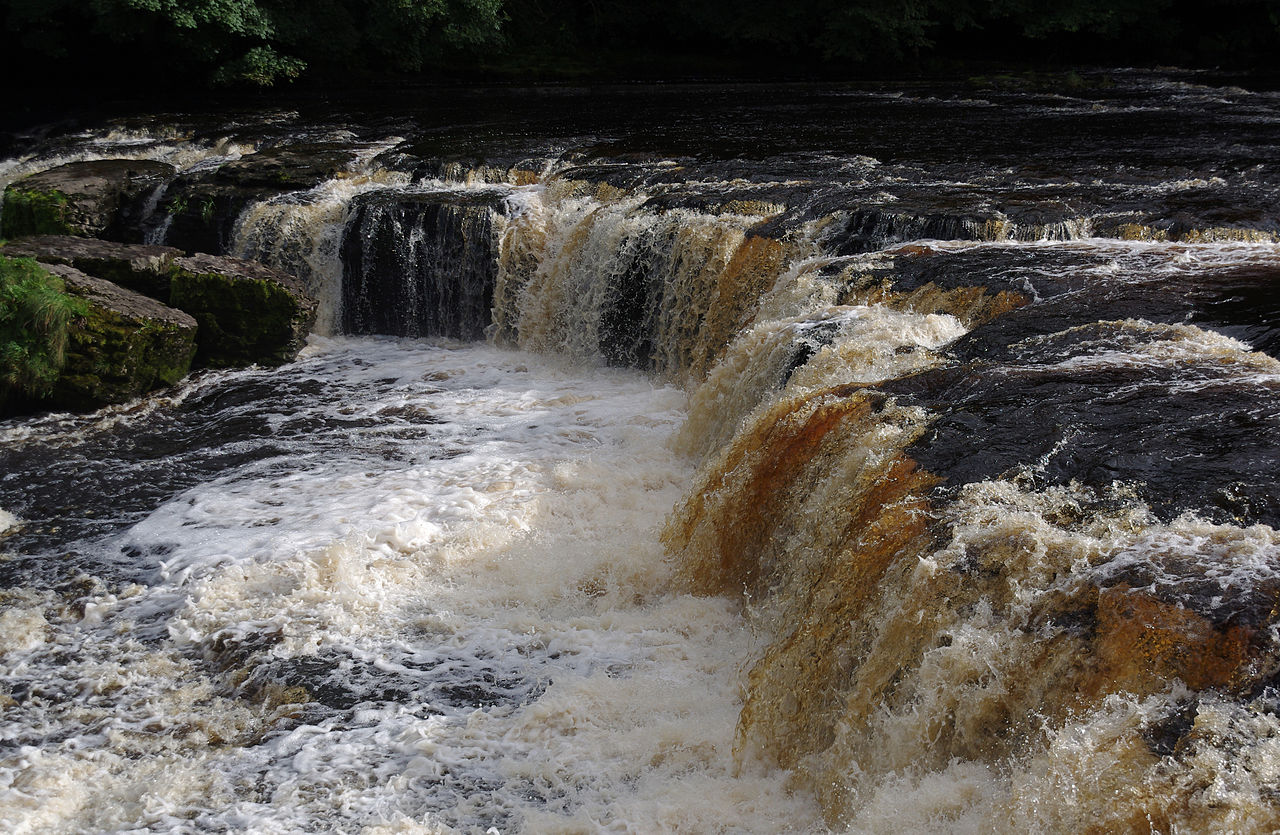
[
  {"xmin": 0, "ymin": 508, "xmax": 17, "ymax": 536},
  {"xmin": 0, "ymin": 338, "xmax": 819, "ymax": 833}
]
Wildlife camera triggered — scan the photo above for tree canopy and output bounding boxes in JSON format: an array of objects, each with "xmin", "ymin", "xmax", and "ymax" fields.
[
  {"xmin": 2, "ymin": 0, "xmax": 504, "ymax": 86},
  {"xmin": 2, "ymin": 0, "xmax": 1278, "ymax": 89}
]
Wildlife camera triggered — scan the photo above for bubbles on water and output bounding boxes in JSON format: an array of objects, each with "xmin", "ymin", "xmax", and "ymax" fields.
[{"xmin": 0, "ymin": 340, "xmax": 820, "ymax": 833}]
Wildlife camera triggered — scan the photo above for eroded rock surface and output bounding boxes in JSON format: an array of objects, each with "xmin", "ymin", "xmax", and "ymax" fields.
[{"xmin": 2, "ymin": 160, "xmax": 175, "ymax": 240}]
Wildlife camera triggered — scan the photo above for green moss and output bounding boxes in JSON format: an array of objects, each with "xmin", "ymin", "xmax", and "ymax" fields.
[
  {"xmin": 170, "ymin": 268, "xmax": 306, "ymax": 368},
  {"xmin": 53, "ymin": 300, "xmax": 195, "ymax": 410},
  {"xmin": 0, "ymin": 256, "xmax": 87, "ymax": 405},
  {"xmin": 1, "ymin": 187, "xmax": 74, "ymax": 238},
  {"xmin": 75, "ymin": 258, "xmax": 175, "ymax": 303}
]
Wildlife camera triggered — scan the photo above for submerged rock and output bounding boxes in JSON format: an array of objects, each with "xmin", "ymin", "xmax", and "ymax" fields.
[
  {"xmin": 44, "ymin": 263, "xmax": 197, "ymax": 410},
  {"xmin": 1, "ymin": 160, "xmax": 175, "ymax": 240},
  {"xmin": 170, "ymin": 253, "xmax": 317, "ymax": 368},
  {"xmin": 3, "ymin": 235, "xmax": 182, "ymax": 301}
]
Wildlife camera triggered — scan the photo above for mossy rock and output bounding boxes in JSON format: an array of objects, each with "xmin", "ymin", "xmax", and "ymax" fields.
[
  {"xmin": 1, "ymin": 160, "xmax": 176, "ymax": 241},
  {"xmin": 42, "ymin": 263, "xmax": 198, "ymax": 411},
  {"xmin": 2, "ymin": 235, "xmax": 183, "ymax": 301},
  {"xmin": 170, "ymin": 253, "xmax": 317, "ymax": 368}
]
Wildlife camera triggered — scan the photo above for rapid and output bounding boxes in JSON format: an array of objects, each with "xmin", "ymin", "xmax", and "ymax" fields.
[{"xmin": 2, "ymin": 72, "xmax": 1280, "ymax": 832}]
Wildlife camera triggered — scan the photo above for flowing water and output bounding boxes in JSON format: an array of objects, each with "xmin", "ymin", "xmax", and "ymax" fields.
[{"xmin": 3, "ymin": 72, "xmax": 1280, "ymax": 832}]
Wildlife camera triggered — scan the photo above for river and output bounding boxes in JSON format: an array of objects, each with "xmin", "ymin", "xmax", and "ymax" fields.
[{"xmin": 2, "ymin": 71, "xmax": 1279, "ymax": 832}]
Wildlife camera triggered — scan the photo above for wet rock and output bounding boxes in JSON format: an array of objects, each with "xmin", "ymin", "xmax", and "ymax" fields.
[
  {"xmin": 3, "ymin": 235, "xmax": 183, "ymax": 301},
  {"xmin": 160, "ymin": 143, "xmax": 360, "ymax": 254},
  {"xmin": 170, "ymin": 253, "xmax": 317, "ymax": 367},
  {"xmin": 818, "ymin": 243, "xmax": 1280, "ymax": 526},
  {"xmin": 848, "ymin": 243, "xmax": 1280, "ymax": 359},
  {"xmin": 637, "ymin": 183, "xmax": 793, "ymax": 218},
  {"xmin": 1090, "ymin": 585, "xmax": 1263, "ymax": 695},
  {"xmin": 892, "ymin": 353, "xmax": 1280, "ymax": 528},
  {"xmin": 375, "ymin": 137, "xmax": 551, "ymax": 185},
  {"xmin": 43, "ymin": 263, "xmax": 197, "ymax": 411},
  {"xmin": 215, "ymin": 143, "xmax": 361, "ymax": 191},
  {"xmin": 1, "ymin": 160, "xmax": 175, "ymax": 240}
]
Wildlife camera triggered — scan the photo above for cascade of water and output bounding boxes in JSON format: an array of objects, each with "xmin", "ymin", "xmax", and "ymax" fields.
[
  {"xmin": 660, "ymin": 238, "xmax": 1280, "ymax": 829},
  {"xmin": 491, "ymin": 183, "xmax": 781, "ymax": 376},
  {"xmin": 231, "ymin": 171, "xmax": 410, "ymax": 335},
  {"xmin": 208, "ymin": 149, "xmax": 1280, "ymax": 830},
  {"xmin": 339, "ymin": 187, "xmax": 507, "ymax": 340},
  {"xmin": 5, "ymin": 80, "xmax": 1280, "ymax": 830}
]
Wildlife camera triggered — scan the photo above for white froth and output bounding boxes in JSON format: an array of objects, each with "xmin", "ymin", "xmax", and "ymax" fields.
[
  {"xmin": 0, "ymin": 508, "xmax": 18, "ymax": 536},
  {"xmin": 0, "ymin": 339, "xmax": 819, "ymax": 833}
]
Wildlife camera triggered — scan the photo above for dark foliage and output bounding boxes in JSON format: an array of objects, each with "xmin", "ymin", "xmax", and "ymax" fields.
[
  {"xmin": 499, "ymin": 0, "xmax": 1280, "ymax": 71},
  {"xmin": 0, "ymin": 0, "xmax": 1277, "ymax": 91},
  {"xmin": 0, "ymin": 0, "xmax": 503, "ymax": 88}
]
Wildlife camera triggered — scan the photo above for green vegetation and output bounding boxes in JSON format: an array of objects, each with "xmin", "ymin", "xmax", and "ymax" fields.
[
  {"xmin": 1, "ymin": 0, "xmax": 504, "ymax": 87},
  {"xmin": 0, "ymin": 256, "xmax": 87, "ymax": 402},
  {"xmin": 0, "ymin": 0, "xmax": 1277, "ymax": 87},
  {"xmin": 1, "ymin": 187, "xmax": 72, "ymax": 238}
]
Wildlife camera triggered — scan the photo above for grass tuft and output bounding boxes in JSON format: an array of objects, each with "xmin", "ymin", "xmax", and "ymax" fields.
[{"xmin": 0, "ymin": 256, "xmax": 87, "ymax": 401}]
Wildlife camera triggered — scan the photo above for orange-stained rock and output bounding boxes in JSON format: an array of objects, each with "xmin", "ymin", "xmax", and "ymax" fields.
[
  {"xmin": 1091, "ymin": 585, "xmax": 1256, "ymax": 696},
  {"xmin": 666, "ymin": 383, "xmax": 890, "ymax": 596}
]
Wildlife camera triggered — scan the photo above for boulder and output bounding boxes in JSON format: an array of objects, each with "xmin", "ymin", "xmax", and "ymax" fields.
[
  {"xmin": 170, "ymin": 253, "xmax": 316, "ymax": 368},
  {"xmin": 2, "ymin": 235, "xmax": 182, "ymax": 301},
  {"xmin": 1, "ymin": 160, "xmax": 176, "ymax": 240},
  {"xmin": 3, "ymin": 238, "xmax": 319, "ymax": 371},
  {"xmin": 44, "ymin": 263, "xmax": 197, "ymax": 411}
]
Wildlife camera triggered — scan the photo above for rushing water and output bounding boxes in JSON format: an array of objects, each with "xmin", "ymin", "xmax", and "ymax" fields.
[
  {"xmin": 3, "ymin": 71, "xmax": 1280, "ymax": 832},
  {"xmin": 1, "ymin": 340, "xmax": 819, "ymax": 832}
]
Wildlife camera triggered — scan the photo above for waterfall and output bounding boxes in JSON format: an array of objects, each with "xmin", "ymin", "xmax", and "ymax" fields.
[
  {"xmin": 220, "ymin": 159, "xmax": 1280, "ymax": 826},
  {"xmin": 339, "ymin": 188, "xmax": 506, "ymax": 340},
  {"xmin": 6, "ymin": 80, "xmax": 1280, "ymax": 831},
  {"xmin": 492, "ymin": 186, "xmax": 773, "ymax": 375},
  {"xmin": 230, "ymin": 170, "xmax": 410, "ymax": 335}
]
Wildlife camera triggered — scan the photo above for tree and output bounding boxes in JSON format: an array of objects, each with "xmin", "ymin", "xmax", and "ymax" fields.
[{"xmin": 1, "ymin": 0, "xmax": 505, "ymax": 87}]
